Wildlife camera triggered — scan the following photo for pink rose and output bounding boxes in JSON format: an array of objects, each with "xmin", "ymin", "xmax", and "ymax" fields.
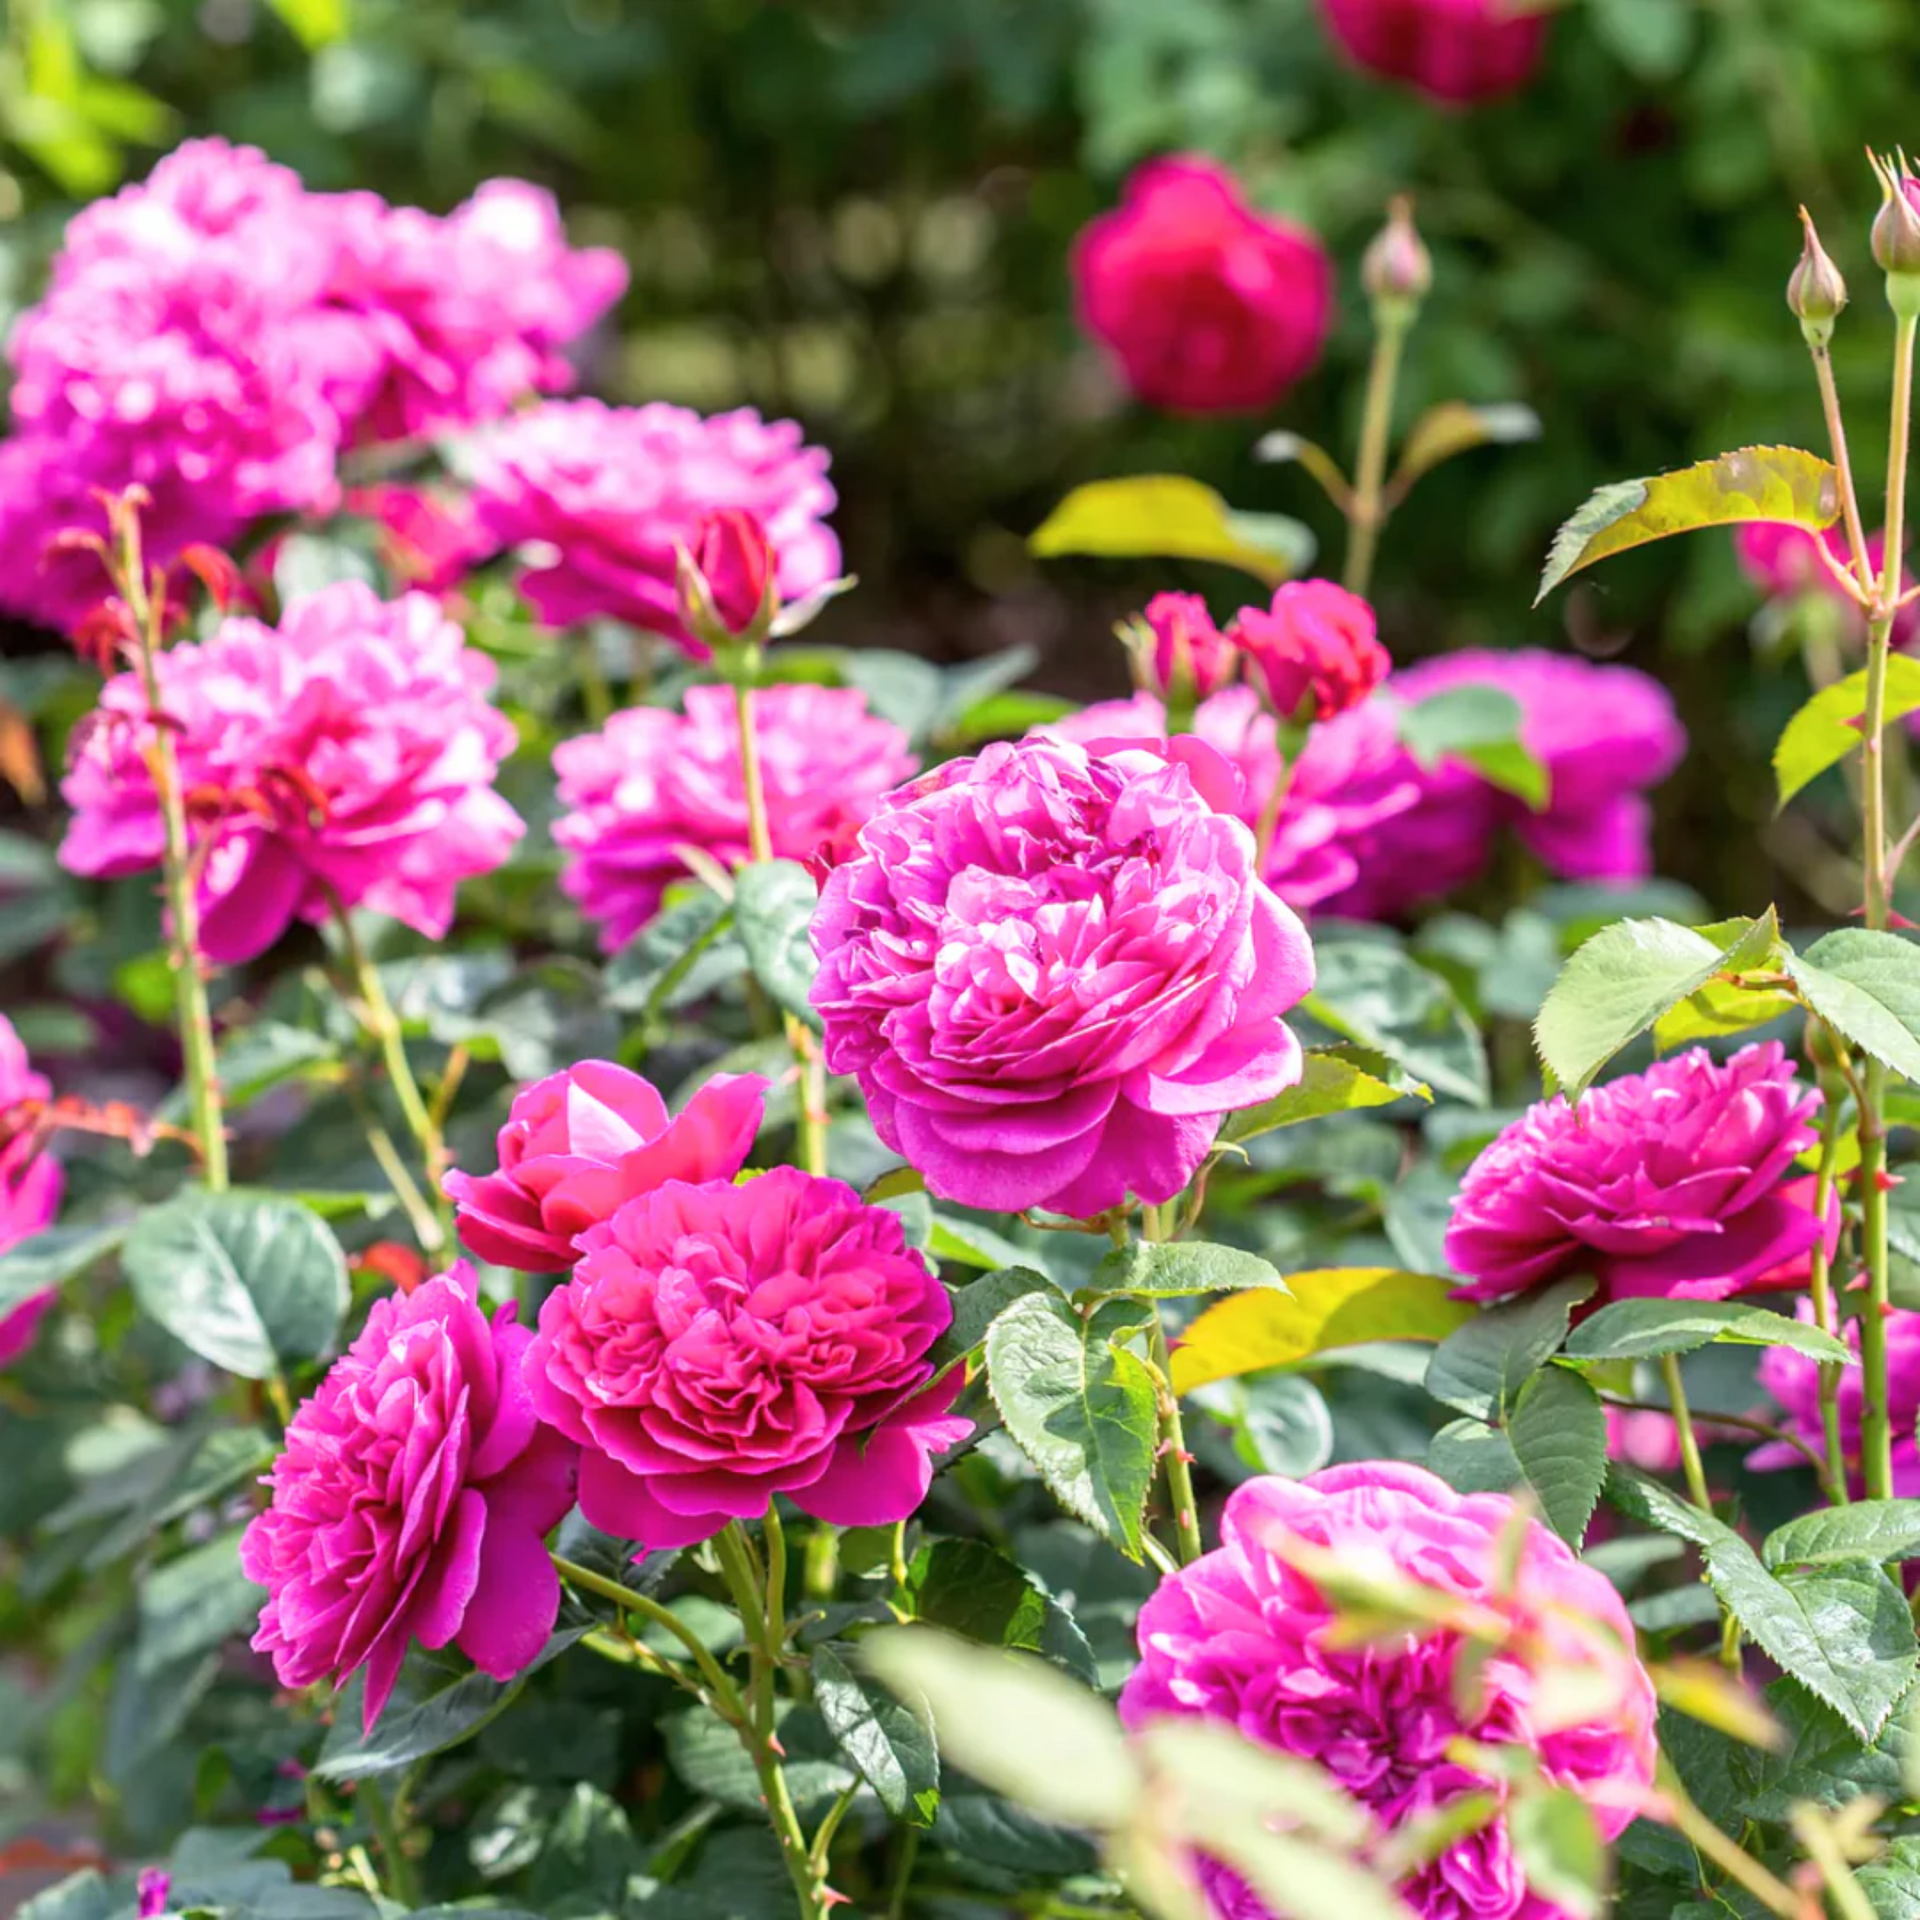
[
  {"xmin": 811, "ymin": 734, "xmax": 1315, "ymax": 1216},
  {"xmin": 690, "ymin": 506, "xmax": 776, "ymax": 636},
  {"xmin": 1447, "ymin": 1042, "xmax": 1835, "ymax": 1306},
  {"xmin": 1229, "ymin": 580, "xmax": 1389, "ymax": 721},
  {"xmin": 1073, "ymin": 157, "xmax": 1333, "ymax": 415},
  {"xmin": 1316, "ymin": 0, "xmax": 1550, "ymax": 105},
  {"xmin": 445, "ymin": 1063, "xmax": 766, "ymax": 1272},
  {"xmin": 348, "ymin": 483, "xmax": 498, "ymax": 595},
  {"xmin": 1119, "ymin": 1464, "xmax": 1657, "ymax": 1920},
  {"xmin": 1755, "ymin": 1303, "xmax": 1920, "ymax": 1497},
  {"xmin": 524, "ymin": 1168, "xmax": 970, "ymax": 1553},
  {"xmin": 241, "ymin": 1265, "xmax": 578, "ymax": 1730},
  {"xmin": 59, "ymin": 582, "xmax": 523, "ymax": 964},
  {"xmin": 0, "ymin": 1015, "xmax": 63, "ymax": 1369},
  {"xmin": 1138, "ymin": 592, "xmax": 1237, "ymax": 701}
]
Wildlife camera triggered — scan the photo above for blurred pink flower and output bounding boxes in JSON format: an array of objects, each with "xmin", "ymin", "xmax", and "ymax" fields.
[
  {"xmin": 1734, "ymin": 521, "xmax": 1870, "ymax": 600},
  {"xmin": 1753, "ymin": 1302, "xmax": 1920, "ymax": 1496},
  {"xmin": 1073, "ymin": 157, "xmax": 1333, "ymax": 414},
  {"xmin": 811, "ymin": 733, "xmax": 1314, "ymax": 1216},
  {"xmin": 0, "ymin": 1016, "xmax": 63, "ymax": 1370},
  {"xmin": 1230, "ymin": 580, "xmax": 1389, "ymax": 721},
  {"xmin": 1447, "ymin": 1042, "xmax": 1834, "ymax": 1306},
  {"xmin": 446, "ymin": 1063, "xmax": 766, "ymax": 1272},
  {"xmin": 348, "ymin": 483, "xmax": 498, "ymax": 595},
  {"xmin": 553, "ymin": 684, "xmax": 917, "ymax": 951},
  {"xmin": 525, "ymin": 1168, "xmax": 969, "ymax": 1552},
  {"xmin": 59, "ymin": 582, "xmax": 523, "ymax": 964},
  {"xmin": 1315, "ymin": 0, "xmax": 1550, "ymax": 105},
  {"xmin": 241, "ymin": 1265, "xmax": 577, "ymax": 1730},
  {"xmin": 463, "ymin": 399, "xmax": 841, "ymax": 652},
  {"xmin": 1119, "ymin": 1464, "xmax": 1656, "ymax": 1920},
  {"xmin": 1137, "ymin": 592, "xmax": 1237, "ymax": 702}
]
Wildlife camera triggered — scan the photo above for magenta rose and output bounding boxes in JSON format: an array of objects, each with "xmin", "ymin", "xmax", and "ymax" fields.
[
  {"xmin": 1229, "ymin": 579, "xmax": 1389, "ymax": 721},
  {"xmin": 0, "ymin": 1015, "xmax": 64, "ymax": 1369},
  {"xmin": 524, "ymin": 1168, "xmax": 970, "ymax": 1552},
  {"xmin": 811, "ymin": 734, "xmax": 1315, "ymax": 1217},
  {"xmin": 59, "ymin": 581, "xmax": 523, "ymax": 964},
  {"xmin": 1138, "ymin": 592, "xmax": 1236, "ymax": 701},
  {"xmin": 1754, "ymin": 1302, "xmax": 1920, "ymax": 1497},
  {"xmin": 1073, "ymin": 156, "xmax": 1333, "ymax": 415},
  {"xmin": 1119, "ymin": 1464, "xmax": 1656, "ymax": 1920},
  {"xmin": 241, "ymin": 1265, "xmax": 577, "ymax": 1731},
  {"xmin": 1447, "ymin": 1042, "xmax": 1833, "ymax": 1306},
  {"xmin": 554, "ymin": 684, "xmax": 918, "ymax": 951},
  {"xmin": 445, "ymin": 1063, "xmax": 766, "ymax": 1272},
  {"xmin": 1316, "ymin": 0, "xmax": 1549, "ymax": 105}
]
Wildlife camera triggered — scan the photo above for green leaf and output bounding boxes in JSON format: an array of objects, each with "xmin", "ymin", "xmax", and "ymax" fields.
[
  {"xmin": 1508, "ymin": 1790, "xmax": 1606, "ymax": 1920},
  {"xmin": 1564, "ymin": 1298, "xmax": 1853, "ymax": 1365},
  {"xmin": 1029, "ymin": 475, "xmax": 1313, "ymax": 585},
  {"xmin": 1536, "ymin": 446, "xmax": 1839, "ymax": 603},
  {"xmin": 159, "ymin": 1023, "xmax": 342, "ymax": 1119},
  {"xmin": 863, "ymin": 1627, "xmax": 1138, "ymax": 1830},
  {"xmin": 1652, "ymin": 971, "xmax": 1800, "ymax": 1050},
  {"xmin": 1390, "ymin": 401, "xmax": 1541, "ymax": 496},
  {"xmin": 1220, "ymin": 1046, "xmax": 1429, "ymax": 1144},
  {"xmin": 1398, "ymin": 685, "xmax": 1548, "ymax": 810},
  {"xmin": 1507, "ymin": 1367, "xmax": 1606, "ymax": 1546},
  {"xmin": 1427, "ymin": 1418, "xmax": 1524, "ymax": 1495},
  {"xmin": 1424, "ymin": 1279, "xmax": 1591, "ymax": 1422},
  {"xmin": 1856, "ymin": 1836, "xmax": 1920, "ymax": 1920},
  {"xmin": 925, "ymin": 1213, "xmax": 1034, "ymax": 1273},
  {"xmin": 1788, "ymin": 929, "xmax": 1920, "ymax": 1084},
  {"xmin": 0, "ymin": 1220, "xmax": 126, "ymax": 1318},
  {"xmin": 935, "ymin": 1266, "xmax": 1057, "ymax": 1369},
  {"xmin": 985, "ymin": 1293, "xmax": 1158, "ymax": 1561},
  {"xmin": 662, "ymin": 1702, "xmax": 853, "ymax": 1816},
  {"xmin": 136, "ymin": 1529, "xmax": 260, "ymax": 1673},
  {"xmin": 1774, "ymin": 657, "xmax": 1920, "ymax": 809},
  {"xmin": 1609, "ymin": 1467, "xmax": 1916, "ymax": 1740},
  {"xmin": 264, "ymin": 0, "xmax": 350, "ymax": 49},
  {"xmin": 1091, "ymin": 1239, "xmax": 1282, "ymax": 1298},
  {"xmin": 1171, "ymin": 1268, "xmax": 1472, "ymax": 1395},
  {"xmin": 733, "ymin": 859, "xmax": 823, "ymax": 1032},
  {"xmin": 604, "ymin": 889, "xmax": 738, "ymax": 1016},
  {"xmin": 812, "ymin": 1641, "xmax": 940, "ymax": 1826},
  {"xmin": 122, "ymin": 1189, "xmax": 349, "ymax": 1380},
  {"xmin": 1304, "ymin": 935, "xmax": 1488, "ymax": 1106},
  {"xmin": 902, "ymin": 1536, "xmax": 1098, "ymax": 1684},
  {"xmin": 1535, "ymin": 912, "xmax": 1780, "ymax": 1098},
  {"xmin": 1763, "ymin": 1501, "xmax": 1920, "ymax": 1571}
]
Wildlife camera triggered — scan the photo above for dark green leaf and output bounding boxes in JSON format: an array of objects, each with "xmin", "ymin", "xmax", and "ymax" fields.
[
  {"xmin": 734, "ymin": 859, "xmax": 823, "ymax": 1032},
  {"xmin": 664, "ymin": 1703, "xmax": 854, "ymax": 1816},
  {"xmin": 985, "ymin": 1293, "xmax": 1159, "ymax": 1562},
  {"xmin": 901, "ymin": 1537, "xmax": 1098, "ymax": 1684},
  {"xmin": 0, "ymin": 1220, "xmax": 127, "ymax": 1318},
  {"xmin": 1564, "ymin": 1297, "xmax": 1853, "ymax": 1364},
  {"xmin": 814, "ymin": 1641, "xmax": 939, "ymax": 1825},
  {"xmin": 1426, "ymin": 1418, "xmax": 1523, "ymax": 1495},
  {"xmin": 136, "ymin": 1529, "xmax": 260, "ymax": 1672},
  {"xmin": 604, "ymin": 889, "xmax": 738, "ymax": 1015},
  {"xmin": 1764, "ymin": 1501, "xmax": 1920, "ymax": 1570},
  {"xmin": 1424, "ymin": 1279, "xmax": 1591, "ymax": 1421},
  {"xmin": 1507, "ymin": 1367, "xmax": 1606, "ymax": 1546},
  {"xmin": 122, "ymin": 1188, "xmax": 349, "ymax": 1379},
  {"xmin": 934, "ymin": 1266, "xmax": 1056, "ymax": 1371},
  {"xmin": 1304, "ymin": 936, "xmax": 1488, "ymax": 1106}
]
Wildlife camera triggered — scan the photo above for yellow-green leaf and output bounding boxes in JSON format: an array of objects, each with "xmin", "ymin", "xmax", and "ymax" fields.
[
  {"xmin": 265, "ymin": 0, "xmax": 351, "ymax": 48},
  {"xmin": 1030, "ymin": 476, "xmax": 1313, "ymax": 585},
  {"xmin": 1653, "ymin": 975, "xmax": 1799, "ymax": 1050},
  {"xmin": 1391, "ymin": 402, "xmax": 1540, "ymax": 500},
  {"xmin": 1219, "ymin": 1047, "xmax": 1429, "ymax": 1145},
  {"xmin": 1536, "ymin": 446, "xmax": 1838, "ymax": 604},
  {"xmin": 1774, "ymin": 655, "xmax": 1920, "ymax": 810},
  {"xmin": 1170, "ymin": 1268, "xmax": 1470, "ymax": 1396}
]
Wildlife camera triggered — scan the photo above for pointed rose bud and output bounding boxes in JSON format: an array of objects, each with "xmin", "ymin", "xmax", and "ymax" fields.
[
  {"xmin": 1788, "ymin": 208, "xmax": 1847, "ymax": 348},
  {"xmin": 690, "ymin": 507, "xmax": 777, "ymax": 638},
  {"xmin": 1870, "ymin": 151, "xmax": 1920, "ymax": 315},
  {"xmin": 137, "ymin": 1869, "xmax": 171, "ymax": 1920},
  {"xmin": 1362, "ymin": 195, "xmax": 1432, "ymax": 321},
  {"xmin": 1131, "ymin": 592, "xmax": 1236, "ymax": 704}
]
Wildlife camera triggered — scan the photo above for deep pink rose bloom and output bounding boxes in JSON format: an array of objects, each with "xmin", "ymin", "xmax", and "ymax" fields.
[
  {"xmin": 136, "ymin": 1869, "xmax": 171, "ymax": 1920},
  {"xmin": 241, "ymin": 1264, "xmax": 578, "ymax": 1731},
  {"xmin": 0, "ymin": 1016, "xmax": 64, "ymax": 1370},
  {"xmin": 1321, "ymin": 649, "xmax": 1685, "ymax": 921},
  {"xmin": 1043, "ymin": 690, "xmax": 1420, "ymax": 914},
  {"xmin": 1120, "ymin": 1465, "xmax": 1656, "ymax": 1920},
  {"xmin": 553, "ymin": 684, "xmax": 918, "ymax": 951},
  {"xmin": 1230, "ymin": 580, "xmax": 1389, "ymax": 721},
  {"xmin": 463, "ymin": 399, "xmax": 841, "ymax": 652},
  {"xmin": 811, "ymin": 734, "xmax": 1315, "ymax": 1215},
  {"xmin": 59, "ymin": 582, "xmax": 523, "ymax": 964},
  {"xmin": 1753, "ymin": 1303, "xmax": 1920, "ymax": 1496},
  {"xmin": 1734, "ymin": 521, "xmax": 1871, "ymax": 600},
  {"xmin": 314, "ymin": 179, "xmax": 626, "ymax": 445},
  {"xmin": 348, "ymin": 483, "xmax": 498, "ymax": 595},
  {"xmin": 1447, "ymin": 1043, "xmax": 1832, "ymax": 1306},
  {"xmin": 1316, "ymin": 0, "xmax": 1549, "ymax": 105},
  {"xmin": 1074, "ymin": 157, "xmax": 1333, "ymax": 415},
  {"xmin": 524, "ymin": 1168, "xmax": 970, "ymax": 1552},
  {"xmin": 1140, "ymin": 592, "xmax": 1237, "ymax": 701},
  {"xmin": 445, "ymin": 1064, "xmax": 766, "ymax": 1272},
  {"xmin": 691, "ymin": 507, "xmax": 776, "ymax": 635}
]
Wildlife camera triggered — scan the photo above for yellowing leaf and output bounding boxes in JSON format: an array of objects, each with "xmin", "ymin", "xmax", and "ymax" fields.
[
  {"xmin": 1171, "ymin": 1268, "xmax": 1470, "ymax": 1396},
  {"xmin": 1536, "ymin": 446, "xmax": 1838, "ymax": 604},
  {"xmin": 1774, "ymin": 655, "xmax": 1920, "ymax": 810},
  {"xmin": 1649, "ymin": 1657, "xmax": 1784, "ymax": 1751},
  {"xmin": 1390, "ymin": 402, "xmax": 1540, "ymax": 500},
  {"xmin": 1030, "ymin": 476, "xmax": 1313, "ymax": 585}
]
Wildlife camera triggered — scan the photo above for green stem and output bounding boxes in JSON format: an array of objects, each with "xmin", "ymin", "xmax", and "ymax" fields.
[
  {"xmin": 121, "ymin": 522, "xmax": 228, "ymax": 1191},
  {"xmin": 1141, "ymin": 1207, "xmax": 1204, "ymax": 1566},
  {"xmin": 1805, "ymin": 1051, "xmax": 1851, "ymax": 1504},
  {"xmin": 886, "ymin": 1826, "xmax": 921, "ymax": 1920},
  {"xmin": 551, "ymin": 1554, "xmax": 744, "ymax": 1717},
  {"xmin": 714, "ymin": 1519, "xmax": 829, "ymax": 1920},
  {"xmin": 360, "ymin": 1776, "xmax": 420, "ymax": 1908},
  {"xmin": 1810, "ymin": 342, "xmax": 1874, "ymax": 593},
  {"xmin": 1343, "ymin": 311, "xmax": 1410, "ymax": 599},
  {"xmin": 1661, "ymin": 1354, "xmax": 1713, "ymax": 1516}
]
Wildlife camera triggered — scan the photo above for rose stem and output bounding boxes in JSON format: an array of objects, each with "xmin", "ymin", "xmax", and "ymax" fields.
[
  {"xmin": 1342, "ymin": 306, "xmax": 1411, "ymax": 600},
  {"xmin": 116, "ymin": 505, "xmax": 228, "ymax": 1192},
  {"xmin": 1135, "ymin": 1202, "xmax": 1203, "ymax": 1565},
  {"xmin": 1804, "ymin": 1044, "xmax": 1852, "ymax": 1503}
]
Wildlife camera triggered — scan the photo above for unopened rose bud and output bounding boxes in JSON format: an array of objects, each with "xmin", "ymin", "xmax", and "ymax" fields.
[
  {"xmin": 1870, "ymin": 151, "xmax": 1920, "ymax": 316},
  {"xmin": 688, "ymin": 507, "xmax": 777, "ymax": 638},
  {"xmin": 1361, "ymin": 195, "xmax": 1432, "ymax": 322},
  {"xmin": 1788, "ymin": 207, "xmax": 1847, "ymax": 348},
  {"xmin": 1130, "ymin": 592, "xmax": 1236, "ymax": 706}
]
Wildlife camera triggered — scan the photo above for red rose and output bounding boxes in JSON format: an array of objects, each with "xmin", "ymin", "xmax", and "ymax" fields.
[
  {"xmin": 1072, "ymin": 157, "xmax": 1332, "ymax": 415},
  {"xmin": 1231, "ymin": 580, "xmax": 1388, "ymax": 722},
  {"xmin": 1316, "ymin": 0, "xmax": 1549, "ymax": 107},
  {"xmin": 691, "ymin": 506, "xmax": 776, "ymax": 636}
]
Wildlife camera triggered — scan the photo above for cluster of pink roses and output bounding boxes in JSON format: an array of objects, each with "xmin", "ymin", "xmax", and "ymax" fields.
[
  {"xmin": 0, "ymin": 139, "xmax": 624, "ymax": 633},
  {"xmin": 245, "ymin": 1063, "xmax": 969, "ymax": 1728}
]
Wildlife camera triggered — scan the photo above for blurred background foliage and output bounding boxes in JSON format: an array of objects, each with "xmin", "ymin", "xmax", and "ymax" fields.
[{"xmin": 3, "ymin": 0, "xmax": 1920, "ymax": 910}]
